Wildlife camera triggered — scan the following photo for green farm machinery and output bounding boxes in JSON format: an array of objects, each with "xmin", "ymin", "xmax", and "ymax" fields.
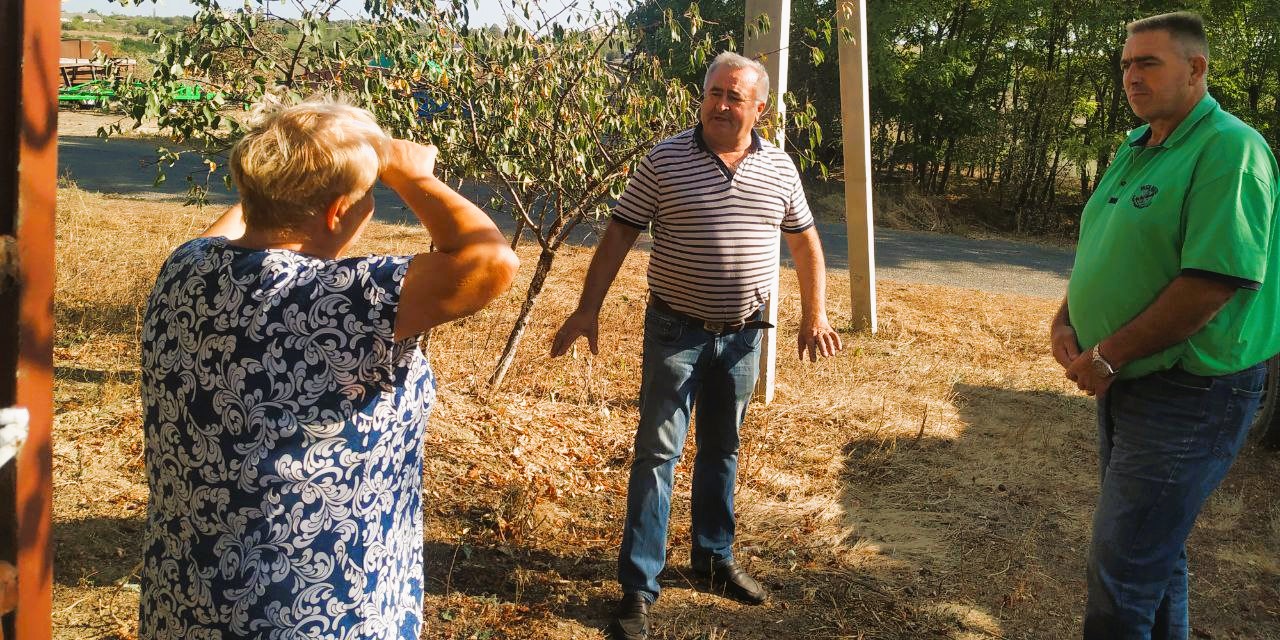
[{"xmin": 58, "ymin": 80, "xmax": 218, "ymax": 109}]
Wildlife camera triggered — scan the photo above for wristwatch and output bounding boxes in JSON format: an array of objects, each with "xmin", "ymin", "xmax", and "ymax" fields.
[{"xmin": 1091, "ymin": 345, "xmax": 1118, "ymax": 379}]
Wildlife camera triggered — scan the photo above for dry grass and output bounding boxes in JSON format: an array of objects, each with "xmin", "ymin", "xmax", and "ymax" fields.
[
  {"xmin": 52, "ymin": 183, "xmax": 1280, "ymax": 639},
  {"xmin": 809, "ymin": 183, "xmax": 948, "ymax": 233}
]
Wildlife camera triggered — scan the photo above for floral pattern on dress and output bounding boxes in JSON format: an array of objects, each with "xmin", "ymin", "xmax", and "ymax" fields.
[{"xmin": 140, "ymin": 237, "xmax": 433, "ymax": 640}]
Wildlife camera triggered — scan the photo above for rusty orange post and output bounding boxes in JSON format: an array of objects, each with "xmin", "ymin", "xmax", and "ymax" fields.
[{"xmin": 0, "ymin": 0, "xmax": 58, "ymax": 639}]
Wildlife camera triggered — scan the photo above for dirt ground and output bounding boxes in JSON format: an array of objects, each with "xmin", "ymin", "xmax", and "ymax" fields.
[{"xmin": 50, "ymin": 186, "xmax": 1280, "ymax": 639}]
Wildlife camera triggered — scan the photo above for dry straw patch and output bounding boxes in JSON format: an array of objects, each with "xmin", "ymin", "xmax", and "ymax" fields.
[{"xmin": 52, "ymin": 186, "xmax": 1280, "ymax": 639}]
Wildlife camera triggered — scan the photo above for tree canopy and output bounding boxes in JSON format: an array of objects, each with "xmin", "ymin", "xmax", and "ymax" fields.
[
  {"xmin": 629, "ymin": 0, "xmax": 1280, "ymax": 233},
  {"xmin": 104, "ymin": 0, "xmax": 707, "ymax": 386}
]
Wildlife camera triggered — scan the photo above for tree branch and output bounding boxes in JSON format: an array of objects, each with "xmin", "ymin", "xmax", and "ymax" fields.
[
  {"xmin": 464, "ymin": 96, "xmax": 549, "ymax": 252},
  {"xmin": 285, "ymin": 0, "xmax": 342, "ymax": 89}
]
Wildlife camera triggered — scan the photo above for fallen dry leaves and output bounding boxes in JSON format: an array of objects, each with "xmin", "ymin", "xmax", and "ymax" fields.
[{"xmin": 50, "ymin": 185, "xmax": 1280, "ymax": 639}]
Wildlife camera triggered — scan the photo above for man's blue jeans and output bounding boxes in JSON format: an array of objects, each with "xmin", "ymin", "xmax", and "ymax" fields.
[
  {"xmin": 1085, "ymin": 363, "xmax": 1265, "ymax": 639},
  {"xmin": 617, "ymin": 303, "xmax": 762, "ymax": 603}
]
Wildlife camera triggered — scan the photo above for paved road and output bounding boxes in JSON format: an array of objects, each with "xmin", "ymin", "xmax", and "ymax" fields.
[{"xmin": 58, "ymin": 133, "xmax": 1074, "ymax": 299}]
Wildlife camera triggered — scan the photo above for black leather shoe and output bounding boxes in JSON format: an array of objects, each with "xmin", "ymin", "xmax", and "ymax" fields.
[
  {"xmin": 696, "ymin": 559, "xmax": 768, "ymax": 605},
  {"xmin": 608, "ymin": 593, "xmax": 649, "ymax": 640}
]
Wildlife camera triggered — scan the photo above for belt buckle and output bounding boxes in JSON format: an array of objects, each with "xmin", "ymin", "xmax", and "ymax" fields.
[{"xmin": 703, "ymin": 320, "xmax": 725, "ymax": 333}]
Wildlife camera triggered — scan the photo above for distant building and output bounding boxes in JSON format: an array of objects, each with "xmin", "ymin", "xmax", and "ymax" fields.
[{"xmin": 61, "ymin": 12, "xmax": 104, "ymax": 24}]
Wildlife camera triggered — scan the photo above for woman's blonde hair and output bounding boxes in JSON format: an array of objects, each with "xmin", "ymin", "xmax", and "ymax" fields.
[{"xmin": 231, "ymin": 95, "xmax": 389, "ymax": 230}]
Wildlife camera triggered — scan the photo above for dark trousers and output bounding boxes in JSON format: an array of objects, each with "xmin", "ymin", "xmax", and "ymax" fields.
[{"xmin": 1085, "ymin": 364, "xmax": 1265, "ymax": 639}]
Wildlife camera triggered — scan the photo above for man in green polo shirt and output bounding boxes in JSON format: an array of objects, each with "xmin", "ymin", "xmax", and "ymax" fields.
[{"xmin": 1049, "ymin": 11, "xmax": 1280, "ymax": 639}]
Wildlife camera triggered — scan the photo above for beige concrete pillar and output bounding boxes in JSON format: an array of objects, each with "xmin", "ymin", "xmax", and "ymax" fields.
[
  {"xmin": 744, "ymin": 0, "xmax": 790, "ymax": 404},
  {"xmin": 836, "ymin": 0, "xmax": 877, "ymax": 332}
]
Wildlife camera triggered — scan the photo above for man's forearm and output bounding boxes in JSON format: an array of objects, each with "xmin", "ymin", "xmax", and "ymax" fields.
[
  {"xmin": 785, "ymin": 228, "xmax": 828, "ymax": 320},
  {"xmin": 1097, "ymin": 275, "xmax": 1236, "ymax": 367},
  {"xmin": 1052, "ymin": 297, "xmax": 1070, "ymax": 329},
  {"xmin": 576, "ymin": 221, "xmax": 641, "ymax": 315}
]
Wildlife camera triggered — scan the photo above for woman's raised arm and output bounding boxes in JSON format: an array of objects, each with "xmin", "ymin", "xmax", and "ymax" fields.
[{"xmin": 383, "ymin": 140, "xmax": 519, "ymax": 340}]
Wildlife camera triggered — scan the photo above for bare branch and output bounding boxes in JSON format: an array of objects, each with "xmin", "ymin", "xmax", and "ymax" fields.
[{"xmin": 284, "ymin": 0, "xmax": 342, "ymax": 89}]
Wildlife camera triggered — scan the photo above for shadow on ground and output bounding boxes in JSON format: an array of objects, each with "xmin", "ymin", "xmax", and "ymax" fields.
[
  {"xmin": 421, "ymin": 384, "xmax": 1102, "ymax": 639},
  {"xmin": 827, "ymin": 382, "xmax": 1279, "ymax": 639},
  {"xmin": 814, "ymin": 384, "xmax": 1096, "ymax": 639},
  {"xmin": 54, "ymin": 515, "xmax": 145, "ymax": 588}
]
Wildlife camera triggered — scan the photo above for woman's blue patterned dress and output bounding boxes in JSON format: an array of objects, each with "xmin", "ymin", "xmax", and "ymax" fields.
[{"xmin": 139, "ymin": 237, "xmax": 434, "ymax": 639}]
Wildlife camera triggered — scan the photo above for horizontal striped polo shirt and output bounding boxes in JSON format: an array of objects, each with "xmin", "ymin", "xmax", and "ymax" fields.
[{"xmin": 612, "ymin": 124, "xmax": 814, "ymax": 323}]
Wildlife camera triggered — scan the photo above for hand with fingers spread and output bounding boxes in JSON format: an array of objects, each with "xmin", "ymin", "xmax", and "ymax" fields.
[
  {"xmin": 551, "ymin": 309, "xmax": 600, "ymax": 357},
  {"xmin": 797, "ymin": 314, "xmax": 842, "ymax": 362},
  {"xmin": 548, "ymin": 221, "xmax": 638, "ymax": 359}
]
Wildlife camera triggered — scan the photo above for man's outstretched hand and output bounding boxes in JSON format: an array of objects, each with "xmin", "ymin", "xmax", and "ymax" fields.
[{"xmin": 551, "ymin": 310, "xmax": 600, "ymax": 357}]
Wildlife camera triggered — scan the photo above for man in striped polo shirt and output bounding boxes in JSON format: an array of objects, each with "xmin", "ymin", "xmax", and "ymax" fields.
[{"xmin": 551, "ymin": 51, "xmax": 841, "ymax": 640}]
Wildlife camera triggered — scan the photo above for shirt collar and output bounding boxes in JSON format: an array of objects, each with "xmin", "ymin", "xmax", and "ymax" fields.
[
  {"xmin": 1127, "ymin": 92, "xmax": 1219, "ymax": 149},
  {"xmin": 693, "ymin": 123, "xmax": 763, "ymax": 154}
]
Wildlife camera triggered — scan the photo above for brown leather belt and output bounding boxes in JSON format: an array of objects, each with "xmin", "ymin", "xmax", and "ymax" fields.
[{"xmin": 648, "ymin": 294, "xmax": 774, "ymax": 335}]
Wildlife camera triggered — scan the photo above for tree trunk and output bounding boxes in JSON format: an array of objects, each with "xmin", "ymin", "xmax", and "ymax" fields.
[
  {"xmin": 488, "ymin": 246, "xmax": 557, "ymax": 390},
  {"xmin": 1273, "ymin": 64, "xmax": 1280, "ymax": 133},
  {"xmin": 1080, "ymin": 89, "xmax": 1101, "ymax": 200},
  {"xmin": 938, "ymin": 136, "xmax": 956, "ymax": 194},
  {"xmin": 510, "ymin": 217, "xmax": 525, "ymax": 250},
  {"xmin": 1040, "ymin": 145, "xmax": 1063, "ymax": 221},
  {"xmin": 873, "ymin": 119, "xmax": 893, "ymax": 178}
]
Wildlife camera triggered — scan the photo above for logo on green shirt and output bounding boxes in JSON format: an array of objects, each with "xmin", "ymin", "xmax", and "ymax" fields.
[{"xmin": 1132, "ymin": 184, "xmax": 1159, "ymax": 209}]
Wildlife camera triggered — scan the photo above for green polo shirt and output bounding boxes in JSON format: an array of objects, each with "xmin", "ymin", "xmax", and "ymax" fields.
[{"xmin": 1068, "ymin": 93, "xmax": 1280, "ymax": 380}]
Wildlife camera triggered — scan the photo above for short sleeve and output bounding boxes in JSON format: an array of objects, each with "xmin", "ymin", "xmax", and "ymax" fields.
[
  {"xmin": 612, "ymin": 154, "xmax": 661, "ymax": 229},
  {"xmin": 140, "ymin": 242, "xmax": 433, "ymax": 637},
  {"xmin": 1181, "ymin": 165, "xmax": 1275, "ymax": 283},
  {"xmin": 336, "ymin": 253, "xmax": 414, "ymax": 348},
  {"xmin": 781, "ymin": 156, "xmax": 814, "ymax": 234}
]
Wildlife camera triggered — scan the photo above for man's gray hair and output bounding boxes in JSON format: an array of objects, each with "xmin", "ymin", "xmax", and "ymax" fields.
[
  {"xmin": 703, "ymin": 51, "xmax": 770, "ymax": 104},
  {"xmin": 1128, "ymin": 11, "xmax": 1209, "ymax": 59}
]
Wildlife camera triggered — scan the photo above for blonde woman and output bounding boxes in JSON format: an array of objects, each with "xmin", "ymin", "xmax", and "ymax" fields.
[{"xmin": 139, "ymin": 98, "xmax": 517, "ymax": 639}]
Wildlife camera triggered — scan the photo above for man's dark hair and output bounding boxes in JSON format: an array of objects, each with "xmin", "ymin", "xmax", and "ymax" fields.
[{"xmin": 1127, "ymin": 12, "xmax": 1209, "ymax": 59}]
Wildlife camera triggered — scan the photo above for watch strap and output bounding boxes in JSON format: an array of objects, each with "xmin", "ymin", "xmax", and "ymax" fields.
[{"xmin": 1092, "ymin": 345, "xmax": 1118, "ymax": 377}]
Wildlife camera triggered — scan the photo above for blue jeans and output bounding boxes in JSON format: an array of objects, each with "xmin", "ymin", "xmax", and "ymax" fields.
[
  {"xmin": 1085, "ymin": 364, "xmax": 1265, "ymax": 639},
  {"xmin": 617, "ymin": 303, "xmax": 763, "ymax": 603}
]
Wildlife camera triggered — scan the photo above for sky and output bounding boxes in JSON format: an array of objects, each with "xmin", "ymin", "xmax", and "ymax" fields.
[{"xmin": 61, "ymin": 0, "xmax": 627, "ymax": 26}]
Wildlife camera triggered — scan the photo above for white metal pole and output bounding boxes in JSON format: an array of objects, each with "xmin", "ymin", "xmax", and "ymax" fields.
[
  {"xmin": 744, "ymin": 0, "xmax": 790, "ymax": 405},
  {"xmin": 836, "ymin": 0, "xmax": 877, "ymax": 332}
]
